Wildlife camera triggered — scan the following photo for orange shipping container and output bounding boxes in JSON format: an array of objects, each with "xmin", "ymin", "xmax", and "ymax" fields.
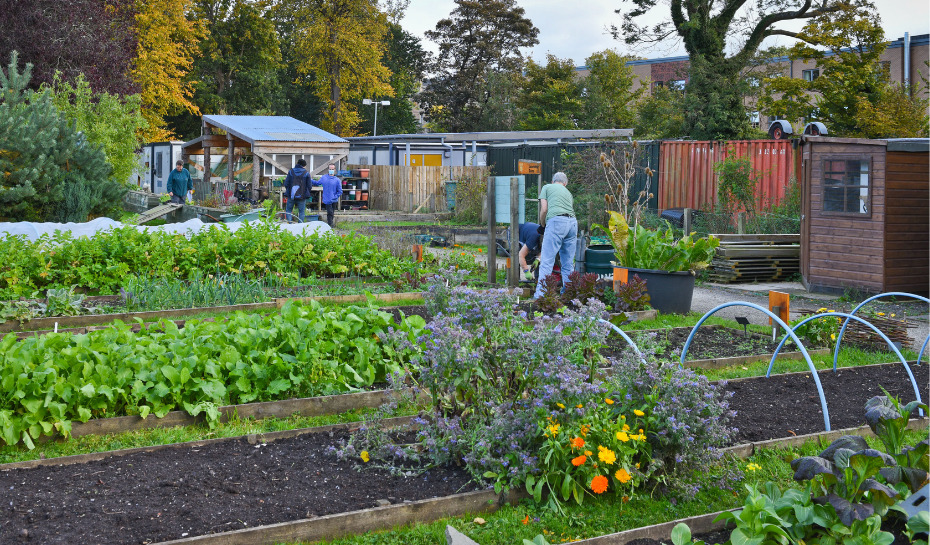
[{"xmin": 658, "ymin": 140, "xmax": 800, "ymax": 211}]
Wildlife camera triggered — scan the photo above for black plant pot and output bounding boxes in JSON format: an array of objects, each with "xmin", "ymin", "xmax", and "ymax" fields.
[{"xmin": 617, "ymin": 266, "xmax": 696, "ymax": 314}]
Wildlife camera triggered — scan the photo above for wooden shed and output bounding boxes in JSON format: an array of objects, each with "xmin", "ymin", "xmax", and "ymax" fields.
[
  {"xmin": 182, "ymin": 115, "xmax": 349, "ymax": 200},
  {"xmin": 800, "ymin": 137, "xmax": 929, "ymax": 295}
]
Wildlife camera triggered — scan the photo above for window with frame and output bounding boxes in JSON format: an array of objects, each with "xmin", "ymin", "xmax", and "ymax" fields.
[
  {"xmin": 822, "ymin": 157, "xmax": 870, "ymax": 215},
  {"xmin": 668, "ymin": 79, "xmax": 686, "ymax": 90},
  {"xmin": 802, "ymin": 68, "xmax": 820, "ymax": 82},
  {"xmin": 652, "ymin": 80, "xmax": 664, "ymax": 91}
]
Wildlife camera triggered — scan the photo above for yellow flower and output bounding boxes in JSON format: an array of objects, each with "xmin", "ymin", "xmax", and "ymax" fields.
[
  {"xmin": 615, "ymin": 468, "xmax": 631, "ymax": 483},
  {"xmin": 576, "ymin": 404, "xmax": 583, "ymax": 409},
  {"xmin": 831, "ymin": 334, "xmax": 836, "ymax": 340},
  {"xmin": 877, "ymin": 312, "xmax": 885, "ymax": 316},
  {"xmin": 605, "ymin": 398, "xmax": 614, "ymax": 405},
  {"xmin": 633, "ymin": 409, "xmax": 645, "ymax": 417},
  {"xmin": 828, "ymin": 309, "xmax": 835, "ymax": 313},
  {"xmin": 597, "ymin": 446, "xmax": 617, "ymax": 465},
  {"xmin": 746, "ymin": 463, "xmax": 762, "ymax": 472},
  {"xmin": 890, "ymin": 313, "xmax": 896, "ymax": 317},
  {"xmin": 547, "ymin": 423, "xmax": 561, "ymax": 437},
  {"xmin": 584, "ymin": 450, "xmax": 593, "ymax": 456},
  {"xmin": 556, "ymin": 403, "xmax": 565, "ymax": 409},
  {"xmin": 616, "ymin": 431, "xmax": 630, "ymax": 442},
  {"xmin": 622, "ymin": 424, "xmax": 630, "ymax": 431},
  {"xmin": 360, "ymin": 450, "xmax": 370, "ymax": 463}
]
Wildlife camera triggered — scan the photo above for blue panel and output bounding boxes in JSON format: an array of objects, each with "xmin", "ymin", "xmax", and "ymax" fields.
[
  {"xmin": 203, "ymin": 115, "xmax": 348, "ymax": 144},
  {"xmin": 493, "ymin": 176, "xmax": 525, "ymax": 224}
]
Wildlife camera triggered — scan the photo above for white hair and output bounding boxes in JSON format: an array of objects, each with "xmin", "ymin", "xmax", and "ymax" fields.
[{"xmin": 552, "ymin": 172, "xmax": 568, "ymax": 184}]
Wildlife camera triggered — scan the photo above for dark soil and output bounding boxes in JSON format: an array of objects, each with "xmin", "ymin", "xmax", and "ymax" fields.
[
  {"xmin": 602, "ymin": 326, "xmax": 796, "ymax": 361},
  {"xmin": 382, "ymin": 304, "xmax": 432, "ymax": 323},
  {"xmin": 725, "ymin": 362, "xmax": 929, "ymax": 444},
  {"xmin": 0, "ymin": 430, "xmax": 479, "ymax": 545}
]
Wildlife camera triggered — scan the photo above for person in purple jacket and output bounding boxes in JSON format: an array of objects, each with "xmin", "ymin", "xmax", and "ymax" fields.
[{"xmin": 313, "ymin": 163, "xmax": 343, "ymax": 227}]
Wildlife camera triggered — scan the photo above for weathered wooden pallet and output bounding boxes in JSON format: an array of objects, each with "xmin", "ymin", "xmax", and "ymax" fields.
[{"xmin": 137, "ymin": 203, "xmax": 182, "ymax": 224}]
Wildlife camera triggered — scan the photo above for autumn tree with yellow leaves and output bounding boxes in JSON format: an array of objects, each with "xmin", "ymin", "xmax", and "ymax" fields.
[
  {"xmin": 131, "ymin": 0, "xmax": 207, "ymax": 140},
  {"xmin": 287, "ymin": 0, "xmax": 393, "ymax": 136}
]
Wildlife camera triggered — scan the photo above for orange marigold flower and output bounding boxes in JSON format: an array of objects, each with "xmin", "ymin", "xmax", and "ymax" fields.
[
  {"xmin": 590, "ymin": 475, "xmax": 608, "ymax": 494},
  {"xmin": 570, "ymin": 437, "xmax": 585, "ymax": 449},
  {"xmin": 605, "ymin": 398, "xmax": 614, "ymax": 405},
  {"xmin": 615, "ymin": 468, "xmax": 631, "ymax": 483},
  {"xmin": 572, "ymin": 455, "xmax": 587, "ymax": 467},
  {"xmin": 584, "ymin": 450, "xmax": 593, "ymax": 456},
  {"xmin": 522, "ymin": 515, "xmax": 529, "ymax": 525}
]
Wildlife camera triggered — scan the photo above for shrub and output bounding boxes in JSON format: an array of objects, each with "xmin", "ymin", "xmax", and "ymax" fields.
[{"xmin": 606, "ymin": 357, "xmax": 738, "ymax": 497}]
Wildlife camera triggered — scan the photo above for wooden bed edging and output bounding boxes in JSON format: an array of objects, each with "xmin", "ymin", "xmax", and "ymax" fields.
[
  {"xmin": 154, "ymin": 489, "xmax": 525, "ymax": 545},
  {"xmin": 0, "ymin": 415, "xmax": 417, "ymax": 472},
  {"xmin": 569, "ymin": 508, "xmax": 738, "ymax": 544},
  {"xmin": 58, "ymin": 388, "xmax": 411, "ymax": 440},
  {"xmin": 1, "ymin": 291, "xmax": 428, "ymax": 334},
  {"xmin": 722, "ymin": 417, "xmax": 929, "ymax": 459},
  {"xmin": 686, "ymin": 348, "xmax": 830, "ymax": 369}
]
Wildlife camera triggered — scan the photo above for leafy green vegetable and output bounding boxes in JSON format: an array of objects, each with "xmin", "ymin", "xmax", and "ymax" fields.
[
  {"xmin": 597, "ymin": 213, "xmax": 719, "ymax": 272},
  {"xmin": 0, "ymin": 301, "xmax": 424, "ymax": 448}
]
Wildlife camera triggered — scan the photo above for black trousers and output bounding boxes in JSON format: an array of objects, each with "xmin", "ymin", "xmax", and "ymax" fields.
[{"xmin": 324, "ymin": 202, "xmax": 336, "ymax": 226}]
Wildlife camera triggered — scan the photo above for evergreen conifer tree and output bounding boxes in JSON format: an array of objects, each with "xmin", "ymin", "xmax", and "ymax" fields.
[{"xmin": 0, "ymin": 52, "xmax": 122, "ymax": 222}]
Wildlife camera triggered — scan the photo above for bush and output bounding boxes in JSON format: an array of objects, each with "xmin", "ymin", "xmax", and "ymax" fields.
[{"xmin": 606, "ymin": 357, "xmax": 738, "ymax": 497}]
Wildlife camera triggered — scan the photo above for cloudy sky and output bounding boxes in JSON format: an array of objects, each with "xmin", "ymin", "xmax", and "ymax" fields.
[{"xmin": 400, "ymin": 0, "xmax": 929, "ymax": 66}]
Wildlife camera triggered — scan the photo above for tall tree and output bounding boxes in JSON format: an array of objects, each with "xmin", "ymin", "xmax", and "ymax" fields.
[
  {"xmin": 516, "ymin": 55, "xmax": 583, "ymax": 130},
  {"xmin": 419, "ymin": 0, "xmax": 539, "ymax": 132},
  {"xmin": 357, "ymin": 23, "xmax": 429, "ymax": 136},
  {"xmin": 613, "ymin": 0, "xmax": 846, "ymax": 139},
  {"xmin": 48, "ymin": 74, "xmax": 147, "ymax": 186},
  {"xmin": 0, "ymin": 0, "xmax": 138, "ymax": 95},
  {"xmin": 580, "ymin": 49, "xmax": 643, "ymax": 130},
  {"xmin": 288, "ymin": 0, "xmax": 393, "ymax": 136},
  {"xmin": 132, "ymin": 0, "xmax": 205, "ymax": 141},
  {"xmin": 191, "ymin": 0, "xmax": 285, "ymax": 117},
  {"xmin": 0, "ymin": 53, "xmax": 125, "ymax": 223},
  {"xmin": 757, "ymin": 0, "xmax": 926, "ymax": 137}
]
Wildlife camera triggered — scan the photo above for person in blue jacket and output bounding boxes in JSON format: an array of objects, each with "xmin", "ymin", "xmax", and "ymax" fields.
[
  {"xmin": 283, "ymin": 159, "xmax": 311, "ymax": 222},
  {"xmin": 166, "ymin": 160, "xmax": 193, "ymax": 204},
  {"xmin": 313, "ymin": 163, "xmax": 343, "ymax": 226}
]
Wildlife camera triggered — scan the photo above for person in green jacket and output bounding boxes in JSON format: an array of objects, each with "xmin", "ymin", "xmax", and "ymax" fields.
[{"xmin": 166, "ymin": 160, "xmax": 193, "ymax": 204}]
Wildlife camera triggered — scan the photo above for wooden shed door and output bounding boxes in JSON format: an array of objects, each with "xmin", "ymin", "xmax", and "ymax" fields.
[{"xmin": 800, "ymin": 155, "xmax": 811, "ymax": 286}]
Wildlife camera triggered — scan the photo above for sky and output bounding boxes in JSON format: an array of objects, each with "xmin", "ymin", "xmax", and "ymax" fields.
[{"xmin": 400, "ymin": 0, "xmax": 930, "ymax": 66}]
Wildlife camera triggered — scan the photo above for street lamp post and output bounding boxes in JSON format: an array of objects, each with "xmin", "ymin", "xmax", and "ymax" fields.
[{"xmin": 362, "ymin": 99, "xmax": 390, "ymax": 136}]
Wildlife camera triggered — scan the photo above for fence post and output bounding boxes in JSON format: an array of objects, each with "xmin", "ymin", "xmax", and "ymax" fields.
[
  {"xmin": 683, "ymin": 208, "xmax": 692, "ymax": 235},
  {"xmin": 487, "ymin": 176, "xmax": 496, "ymax": 285},
  {"xmin": 509, "ymin": 177, "xmax": 520, "ymax": 287},
  {"xmin": 737, "ymin": 212, "xmax": 745, "ymax": 234}
]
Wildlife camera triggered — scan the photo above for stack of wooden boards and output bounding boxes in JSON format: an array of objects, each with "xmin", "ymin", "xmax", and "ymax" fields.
[{"xmin": 708, "ymin": 234, "xmax": 800, "ymax": 283}]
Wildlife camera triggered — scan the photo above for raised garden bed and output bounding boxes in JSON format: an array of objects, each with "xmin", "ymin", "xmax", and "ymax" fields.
[
  {"xmin": 0, "ymin": 363, "xmax": 924, "ymax": 545},
  {"xmin": 0, "ymin": 426, "xmax": 484, "ymax": 545},
  {"xmin": 724, "ymin": 361, "xmax": 928, "ymax": 443}
]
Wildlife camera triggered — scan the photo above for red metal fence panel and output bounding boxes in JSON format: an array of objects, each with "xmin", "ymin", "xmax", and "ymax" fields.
[{"xmin": 658, "ymin": 140, "xmax": 800, "ymax": 210}]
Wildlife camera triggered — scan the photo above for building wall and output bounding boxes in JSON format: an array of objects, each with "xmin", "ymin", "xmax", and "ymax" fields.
[
  {"xmin": 883, "ymin": 149, "xmax": 929, "ymax": 294},
  {"xmin": 804, "ymin": 139, "xmax": 887, "ymax": 294}
]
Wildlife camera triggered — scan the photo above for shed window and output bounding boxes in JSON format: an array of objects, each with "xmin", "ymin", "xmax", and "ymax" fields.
[
  {"xmin": 823, "ymin": 158, "xmax": 870, "ymax": 215},
  {"xmin": 802, "ymin": 69, "xmax": 820, "ymax": 82}
]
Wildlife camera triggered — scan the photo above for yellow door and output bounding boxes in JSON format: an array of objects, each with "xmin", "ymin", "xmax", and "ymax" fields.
[
  {"xmin": 408, "ymin": 154, "xmax": 423, "ymax": 166},
  {"xmin": 423, "ymin": 154, "xmax": 443, "ymax": 166}
]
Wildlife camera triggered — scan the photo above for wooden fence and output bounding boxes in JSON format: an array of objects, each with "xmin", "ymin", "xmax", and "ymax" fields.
[{"xmin": 348, "ymin": 165, "xmax": 491, "ymax": 213}]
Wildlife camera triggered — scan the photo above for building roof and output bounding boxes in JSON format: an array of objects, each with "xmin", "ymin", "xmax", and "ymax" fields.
[
  {"xmin": 202, "ymin": 115, "xmax": 347, "ymax": 145},
  {"xmin": 347, "ymin": 129, "xmax": 633, "ymax": 145}
]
